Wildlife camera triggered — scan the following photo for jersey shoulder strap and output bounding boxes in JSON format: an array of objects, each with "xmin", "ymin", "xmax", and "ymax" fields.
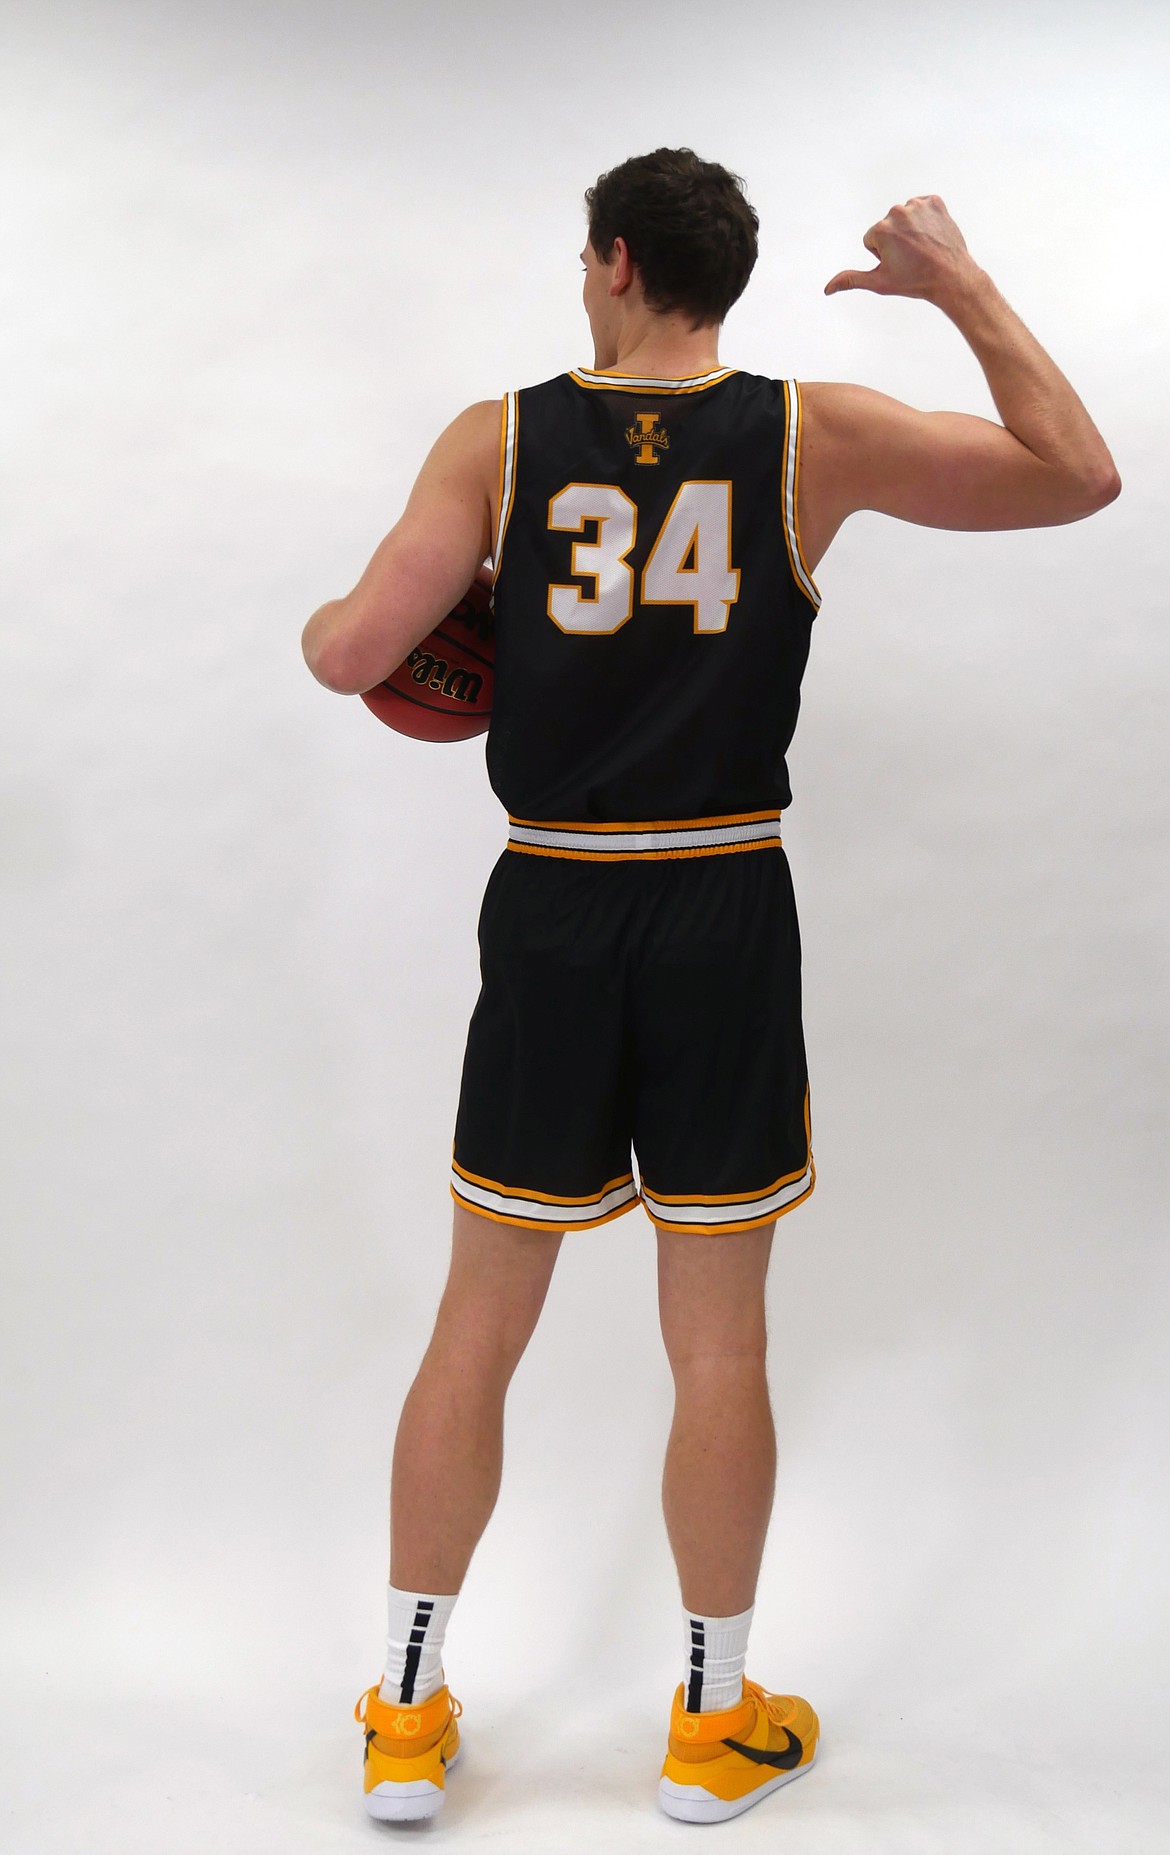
[
  {"xmin": 492, "ymin": 390, "xmax": 520, "ymax": 572},
  {"xmin": 778, "ymin": 377, "xmax": 820, "ymax": 612}
]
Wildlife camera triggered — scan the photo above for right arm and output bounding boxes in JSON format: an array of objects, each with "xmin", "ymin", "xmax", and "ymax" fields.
[{"xmin": 798, "ymin": 196, "xmax": 1121, "ymax": 567}]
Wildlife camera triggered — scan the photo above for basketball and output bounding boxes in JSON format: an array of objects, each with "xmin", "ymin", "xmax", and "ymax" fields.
[{"xmin": 360, "ymin": 577, "xmax": 495, "ymax": 742}]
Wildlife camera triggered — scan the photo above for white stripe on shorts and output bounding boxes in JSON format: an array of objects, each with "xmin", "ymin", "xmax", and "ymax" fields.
[
  {"xmin": 641, "ymin": 1159, "xmax": 814, "ymax": 1231},
  {"xmin": 505, "ymin": 811, "xmax": 782, "ymax": 859}
]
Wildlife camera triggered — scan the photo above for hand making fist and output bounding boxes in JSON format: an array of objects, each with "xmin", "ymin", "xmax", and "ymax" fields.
[{"xmin": 825, "ymin": 194, "xmax": 980, "ymax": 303}]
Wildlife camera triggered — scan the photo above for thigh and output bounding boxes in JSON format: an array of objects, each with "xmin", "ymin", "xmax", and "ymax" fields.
[
  {"xmin": 434, "ymin": 1200, "xmax": 565, "ymax": 1360},
  {"xmin": 657, "ymin": 1220, "xmax": 775, "ymax": 1365},
  {"xmin": 630, "ymin": 848, "xmax": 814, "ymax": 1234}
]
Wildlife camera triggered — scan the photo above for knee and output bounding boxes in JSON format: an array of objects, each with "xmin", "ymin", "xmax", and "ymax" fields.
[
  {"xmin": 659, "ymin": 1284, "xmax": 770, "ymax": 1378},
  {"xmin": 660, "ymin": 1321, "xmax": 770, "ymax": 1382},
  {"xmin": 430, "ymin": 1290, "xmax": 541, "ymax": 1382},
  {"xmin": 664, "ymin": 1346, "xmax": 770, "ymax": 1390}
]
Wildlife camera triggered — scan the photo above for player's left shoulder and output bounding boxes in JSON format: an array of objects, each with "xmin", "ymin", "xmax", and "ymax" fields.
[
  {"xmin": 404, "ymin": 399, "xmax": 500, "ymax": 515},
  {"xmin": 422, "ymin": 398, "xmax": 502, "ymax": 499},
  {"xmin": 443, "ymin": 397, "xmax": 503, "ymax": 454}
]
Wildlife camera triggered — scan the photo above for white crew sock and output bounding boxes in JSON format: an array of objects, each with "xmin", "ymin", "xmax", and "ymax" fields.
[
  {"xmin": 683, "ymin": 1603, "xmax": 755, "ymax": 1712},
  {"xmin": 378, "ymin": 1583, "xmax": 459, "ymax": 1706}
]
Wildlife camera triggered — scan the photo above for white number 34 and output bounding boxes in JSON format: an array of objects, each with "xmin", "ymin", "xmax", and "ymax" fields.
[{"xmin": 547, "ymin": 481, "xmax": 740, "ymax": 635}]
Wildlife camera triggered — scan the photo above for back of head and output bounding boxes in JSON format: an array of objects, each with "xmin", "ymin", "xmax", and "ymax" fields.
[{"xmin": 584, "ymin": 147, "xmax": 759, "ymax": 331}]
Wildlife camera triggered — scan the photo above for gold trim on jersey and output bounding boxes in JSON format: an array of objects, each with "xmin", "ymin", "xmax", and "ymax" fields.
[
  {"xmin": 509, "ymin": 807, "xmax": 780, "ymax": 830},
  {"xmin": 781, "ymin": 380, "xmax": 822, "ymax": 611},
  {"xmin": 504, "ymin": 808, "xmax": 783, "ymax": 860},
  {"xmin": 493, "ymin": 392, "xmax": 519, "ymax": 570},
  {"xmin": 451, "ymin": 1147, "xmax": 640, "ymax": 1230},
  {"xmin": 569, "ymin": 366, "xmax": 738, "ymax": 395}
]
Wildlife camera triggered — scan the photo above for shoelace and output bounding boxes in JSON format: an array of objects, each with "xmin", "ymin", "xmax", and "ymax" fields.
[{"xmin": 741, "ymin": 1678, "xmax": 791, "ymax": 1728}]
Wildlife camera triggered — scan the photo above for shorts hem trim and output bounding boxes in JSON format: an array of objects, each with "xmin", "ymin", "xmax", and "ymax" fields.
[
  {"xmin": 450, "ymin": 1180, "xmax": 640, "ymax": 1231},
  {"xmin": 640, "ymin": 1159, "xmax": 816, "ymax": 1234},
  {"xmin": 452, "ymin": 1148, "xmax": 635, "ymax": 1206}
]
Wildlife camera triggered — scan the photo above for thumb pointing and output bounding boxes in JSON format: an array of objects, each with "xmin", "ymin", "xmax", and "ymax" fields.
[{"xmin": 825, "ymin": 265, "xmax": 882, "ymax": 295}]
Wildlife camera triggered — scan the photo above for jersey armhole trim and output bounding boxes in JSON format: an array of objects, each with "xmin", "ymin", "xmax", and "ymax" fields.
[
  {"xmin": 493, "ymin": 392, "xmax": 519, "ymax": 570},
  {"xmin": 782, "ymin": 379, "xmax": 822, "ymax": 612}
]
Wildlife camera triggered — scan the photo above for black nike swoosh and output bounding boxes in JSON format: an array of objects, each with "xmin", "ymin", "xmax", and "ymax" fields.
[{"xmin": 722, "ymin": 1727, "xmax": 803, "ymax": 1769}]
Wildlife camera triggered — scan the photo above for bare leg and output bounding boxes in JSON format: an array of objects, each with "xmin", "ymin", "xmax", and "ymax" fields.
[
  {"xmin": 389, "ymin": 1201, "xmax": 564, "ymax": 1593},
  {"xmin": 657, "ymin": 1222, "xmax": 777, "ymax": 1618}
]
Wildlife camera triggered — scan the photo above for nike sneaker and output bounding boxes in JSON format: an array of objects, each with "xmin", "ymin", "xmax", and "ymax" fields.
[
  {"xmin": 353, "ymin": 1679, "xmax": 462, "ymax": 1821},
  {"xmin": 658, "ymin": 1675, "xmax": 819, "ymax": 1823}
]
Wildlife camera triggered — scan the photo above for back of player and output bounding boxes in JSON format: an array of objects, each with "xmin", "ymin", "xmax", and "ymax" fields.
[
  {"xmin": 450, "ymin": 365, "xmax": 822, "ymax": 1236},
  {"xmin": 486, "ymin": 365, "xmax": 820, "ymax": 829}
]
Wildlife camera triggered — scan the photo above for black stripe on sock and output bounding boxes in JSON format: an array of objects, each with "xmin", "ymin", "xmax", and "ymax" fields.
[
  {"xmin": 686, "ymin": 1619, "xmax": 705, "ymax": 1713},
  {"xmin": 399, "ymin": 1600, "xmax": 434, "ymax": 1703}
]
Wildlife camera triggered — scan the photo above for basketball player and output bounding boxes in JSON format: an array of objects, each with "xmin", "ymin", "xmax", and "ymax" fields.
[{"xmin": 301, "ymin": 150, "xmax": 1120, "ymax": 1824}]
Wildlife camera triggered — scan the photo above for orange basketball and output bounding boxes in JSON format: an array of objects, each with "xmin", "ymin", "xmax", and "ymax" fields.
[{"xmin": 359, "ymin": 578, "xmax": 495, "ymax": 742}]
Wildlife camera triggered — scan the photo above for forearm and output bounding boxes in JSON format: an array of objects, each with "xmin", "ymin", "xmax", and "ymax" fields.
[{"xmin": 934, "ymin": 266, "xmax": 1120, "ymax": 490}]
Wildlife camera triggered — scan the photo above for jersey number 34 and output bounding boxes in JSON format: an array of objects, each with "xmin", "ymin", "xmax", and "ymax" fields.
[{"xmin": 547, "ymin": 481, "xmax": 740, "ymax": 636}]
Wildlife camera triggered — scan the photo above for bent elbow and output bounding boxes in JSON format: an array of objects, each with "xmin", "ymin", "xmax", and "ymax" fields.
[
  {"xmin": 1058, "ymin": 467, "xmax": 1121, "ymax": 524},
  {"xmin": 1082, "ymin": 466, "xmax": 1122, "ymax": 513}
]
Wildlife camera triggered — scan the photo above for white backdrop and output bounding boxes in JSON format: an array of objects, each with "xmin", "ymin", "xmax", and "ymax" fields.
[{"xmin": 1, "ymin": 1, "xmax": 1167, "ymax": 1850}]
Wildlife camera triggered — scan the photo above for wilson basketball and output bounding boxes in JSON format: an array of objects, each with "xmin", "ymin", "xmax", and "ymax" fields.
[{"xmin": 360, "ymin": 578, "xmax": 495, "ymax": 742}]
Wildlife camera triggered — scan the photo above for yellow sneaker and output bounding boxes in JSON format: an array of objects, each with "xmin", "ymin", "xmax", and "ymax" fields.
[
  {"xmin": 353, "ymin": 1679, "xmax": 463, "ymax": 1821},
  {"xmin": 659, "ymin": 1675, "xmax": 819, "ymax": 1823}
]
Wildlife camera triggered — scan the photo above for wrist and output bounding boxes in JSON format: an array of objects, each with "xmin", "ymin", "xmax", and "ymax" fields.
[{"xmin": 928, "ymin": 261, "xmax": 995, "ymax": 320}]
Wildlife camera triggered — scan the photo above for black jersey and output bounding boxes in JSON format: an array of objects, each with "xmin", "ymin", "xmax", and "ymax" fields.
[{"xmin": 484, "ymin": 365, "xmax": 821, "ymax": 827}]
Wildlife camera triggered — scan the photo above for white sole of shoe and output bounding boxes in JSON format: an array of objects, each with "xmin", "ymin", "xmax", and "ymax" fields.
[
  {"xmin": 658, "ymin": 1742, "xmax": 817, "ymax": 1823},
  {"xmin": 363, "ymin": 1739, "xmax": 460, "ymax": 1821}
]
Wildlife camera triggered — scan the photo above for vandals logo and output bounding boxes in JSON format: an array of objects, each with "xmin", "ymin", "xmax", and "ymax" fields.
[{"xmin": 626, "ymin": 410, "xmax": 670, "ymax": 465}]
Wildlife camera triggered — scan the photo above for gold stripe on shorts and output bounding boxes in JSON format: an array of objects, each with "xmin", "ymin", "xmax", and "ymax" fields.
[
  {"xmin": 451, "ymin": 1148, "xmax": 640, "ymax": 1229},
  {"xmin": 504, "ymin": 809, "xmax": 782, "ymax": 860}
]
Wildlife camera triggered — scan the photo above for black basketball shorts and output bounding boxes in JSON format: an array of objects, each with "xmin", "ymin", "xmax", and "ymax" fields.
[{"xmin": 450, "ymin": 812, "xmax": 815, "ymax": 1236}]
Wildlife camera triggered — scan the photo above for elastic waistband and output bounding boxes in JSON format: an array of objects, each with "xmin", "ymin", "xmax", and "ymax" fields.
[{"xmin": 505, "ymin": 809, "xmax": 782, "ymax": 861}]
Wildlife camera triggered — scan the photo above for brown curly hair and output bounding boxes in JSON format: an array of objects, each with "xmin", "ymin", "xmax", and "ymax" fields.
[{"xmin": 584, "ymin": 147, "xmax": 759, "ymax": 330}]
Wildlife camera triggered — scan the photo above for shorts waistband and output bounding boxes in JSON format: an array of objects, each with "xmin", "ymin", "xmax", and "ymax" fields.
[{"xmin": 504, "ymin": 809, "xmax": 783, "ymax": 861}]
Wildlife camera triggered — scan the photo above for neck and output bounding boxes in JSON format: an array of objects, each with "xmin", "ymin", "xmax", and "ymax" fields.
[{"xmin": 592, "ymin": 312, "xmax": 722, "ymax": 378}]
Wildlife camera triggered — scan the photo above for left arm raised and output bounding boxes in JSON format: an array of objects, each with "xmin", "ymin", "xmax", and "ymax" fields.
[{"xmin": 301, "ymin": 398, "xmax": 499, "ymax": 695}]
